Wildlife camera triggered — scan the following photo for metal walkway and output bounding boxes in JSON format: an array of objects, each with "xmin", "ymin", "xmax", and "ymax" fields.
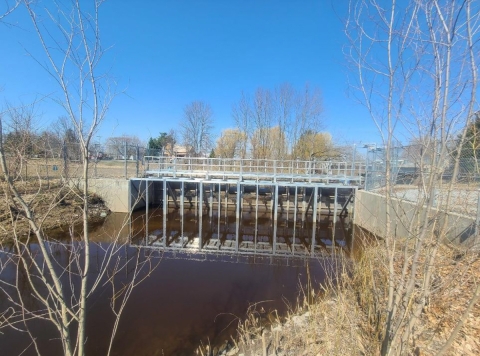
[
  {"xmin": 144, "ymin": 156, "xmax": 364, "ymax": 185},
  {"xmin": 129, "ymin": 156, "xmax": 361, "ymax": 258}
]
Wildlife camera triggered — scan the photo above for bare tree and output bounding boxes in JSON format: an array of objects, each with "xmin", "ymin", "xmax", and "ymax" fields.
[
  {"xmin": 105, "ymin": 135, "xmax": 143, "ymax": 159},
  {"xmin": 0, "ymin": 0, "xmax": 19, "ymax": 23},
  {"xmin": 231, "ymin": 92, "xmax": 251, "ymax": 159},
  {"xmin": 346, "ymin": 0, "xmax": 480, "ymax": 354},
  {"xmin": 163, "ymin": 129, "xmax": 178, "ymax": 156},
  {"xmin": 215, "ymin": 128, "xmax": 246, "ymax": 158},
  {"xmin": 1, "ymin": 102, "xmax": 37, "ymax": 180},
  {"xmin": 180, "ymin": 101, "xmax": 214, "ymax": 157},
  {"xmin": 0, "ymin": 1, "xmax": 153, "ymax": 355},
  {"xmin": 292, "ymin": 130, "xmax": 336, "ymax": 160},
  {"xmin": 250, "ymin": 88, "xmax": 274, "ymax": 159},
  {"xmin": 275, "ymin": 82, "xmax": 295, "ymax": 153},
  {"xmin": 291, "ymin": 84, "xmax": 324, "ymax": 156},
  {"xmin": 231, "ymin": 83, "xmax": 325, "ymax": 160}
]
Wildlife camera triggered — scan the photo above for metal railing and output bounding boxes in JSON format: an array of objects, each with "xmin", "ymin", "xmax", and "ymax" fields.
[{"xmin": 144, "ymin": 156, "xmax": 365, "ymax": 184}]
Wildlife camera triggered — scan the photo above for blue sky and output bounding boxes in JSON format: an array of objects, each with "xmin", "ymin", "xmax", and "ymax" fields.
[{"xmin": 0, "ymin": 1, "xmax": 377, "ymax": 147}]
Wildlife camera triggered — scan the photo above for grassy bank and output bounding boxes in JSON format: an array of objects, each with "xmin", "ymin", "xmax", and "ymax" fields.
[{"xmin": 218, "ymin": 235, "xmax": 480, "ymax": 356}]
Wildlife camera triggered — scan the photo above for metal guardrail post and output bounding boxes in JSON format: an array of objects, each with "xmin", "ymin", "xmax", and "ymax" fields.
[
  {"xmin": 308, "ymin": 160, "xmax": 312, "ymax": 183},
  {"xmin": 351, "ymin": 144, "xmax": 356, "ymax": 177},
  {"xmin": 145, "ymin": 180, "xmax": 149, "ymax": 243},
  {"xmin": 199, "ymin": 180, "xmax": 204, "ymax": 215},
  {"xmin": 124, "ymin": 141, "xmax": 127, "ymax": 179},
  {"xmin": 240, "ymin": 159, "xmax": 243, "ymax": 181},
  {"xmin": 136, "ymin": 145, "xmax": 139, "ymax": 177},
  {"xmin": 274, "ymin": 160, "xmax": 277, "ymax": 182},
  {"xmin": 162, "ymin": 179, "xmax": 167, "ymax": 247},
  {"xmin": 173, "ymin": 156, "xmax": 177, "ymax": 178}
]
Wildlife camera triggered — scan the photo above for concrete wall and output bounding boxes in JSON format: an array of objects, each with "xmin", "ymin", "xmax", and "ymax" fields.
[
  {"xmin": 130, "ymin": 179, "xmax": 156, "ymax": 211},
  {"xmin": 354, "ymin": 190, "xmax": 477, "ymax": 245},
  {"xmin": 73, "ymin": 178, "xmax": 130, "ymax": 213}
]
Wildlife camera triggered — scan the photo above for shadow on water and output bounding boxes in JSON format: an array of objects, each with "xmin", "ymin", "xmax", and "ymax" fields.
[{"xmin": 0, "ymin": 208, "xmax": 354, "ymax": 355}]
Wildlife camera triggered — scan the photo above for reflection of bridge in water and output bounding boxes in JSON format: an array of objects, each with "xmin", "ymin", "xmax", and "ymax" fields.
[{"xmin": 130, "ymin": 157, "xmax": 362, "ymax": 257}]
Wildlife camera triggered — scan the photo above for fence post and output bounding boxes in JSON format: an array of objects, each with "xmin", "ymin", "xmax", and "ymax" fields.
[
  {"xmin": 365, "ymin": 150, "xmax": 369, "ymax": 190},
  {"xmin": 240, "ymin": 158, "xmax": 243, "ymax": 181},
  {"xmin": 475, "ymin": 189, "xmax": 480, "ymax": 245},
  {"xmin": 351, "ymin": 143, "xmax": 356, "ymax": 177},
  {"xmin": 173, "ymin": 156, "xmax": 177, "ymax": 178},
  {"xmin": 124, "ymin": 140, "xmax": 127, "ymax": 179},
  {"xmin": 45, "ymin": 148, "xmax": 50, "ymax": 188},
  {"xmin": 136, "ymin": 144, "xmax": 139, "ymax": 177},
  {"xmin": 63, "ymin": 141, "xmax": 68, "ymax": 178}
]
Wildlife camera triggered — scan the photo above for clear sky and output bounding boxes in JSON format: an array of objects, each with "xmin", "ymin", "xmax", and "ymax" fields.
[{"xmin": 0, "ymin": 0, "xmax": 378, "ymax": 147}]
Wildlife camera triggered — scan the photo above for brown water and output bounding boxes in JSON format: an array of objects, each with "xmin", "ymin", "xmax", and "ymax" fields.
[
  {"xmin": 0, "ymin": 209, "xmax": 351, "ymax": 355},
  {"xmin": 131, "ymin": 206, "xmax": 353, "ymax": 255}
]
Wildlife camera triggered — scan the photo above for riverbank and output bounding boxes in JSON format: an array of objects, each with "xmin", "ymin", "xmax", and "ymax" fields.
[
  {"xmin": 0, "ymin": 179, "xmax": 109, "ymax": 242},
  {"xmin": 224, "ymin": 240, "xmax": 480, "ymax": 356}
]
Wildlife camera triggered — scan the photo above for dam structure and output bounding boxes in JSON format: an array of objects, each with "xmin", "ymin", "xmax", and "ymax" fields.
[{"xmin": 128, "ymin": 156, "xmax": 364, "ymax": 258}]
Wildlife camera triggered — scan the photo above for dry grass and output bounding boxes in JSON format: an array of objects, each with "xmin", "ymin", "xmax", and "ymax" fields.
[
  {"xmin": 225, "ymin": 235, "xmax": 480, "ymax": 356},
  {"xmin": 0, "ymin": 178, "xmax": 108, "ymax": 242},
  {"xmin": 11, "ymin": 158, "xmax": 142, "ymax": 180}
]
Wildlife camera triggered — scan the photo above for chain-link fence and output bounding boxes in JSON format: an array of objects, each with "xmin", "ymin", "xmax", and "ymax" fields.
[
  {"xmin": 7, "ymin": 142, "xmax": 367, "ymax": 182},
  {"xmin": 3, "ymin": 142, "xmax": 159, "ymax": 181},
  {"xmin": 362, "ymin": 143, "xmax": 480, "ymax": 219},
  {"xmin": 364, "ymin": 143, "xmax": 480, "ymax": 191}
]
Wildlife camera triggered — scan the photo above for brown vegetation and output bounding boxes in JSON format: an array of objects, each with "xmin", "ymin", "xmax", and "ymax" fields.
[
  {"xmin": 0, "ymin": 179, "xmax": 109, "ymax": 242},
  {"xmin": 228, "ymin": 237, "xmax": 480, "ymax": 356}
]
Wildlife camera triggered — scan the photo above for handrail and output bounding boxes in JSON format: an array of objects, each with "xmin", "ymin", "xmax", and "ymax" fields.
[{"xmin": 144, "ymin": 156, "xmax": 365, "ymax": 181}]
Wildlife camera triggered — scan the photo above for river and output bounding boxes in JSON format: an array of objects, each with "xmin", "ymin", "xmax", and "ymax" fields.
[{"xmin": 0, "ymin": 208, "xmax": 352, "ymax": 355}]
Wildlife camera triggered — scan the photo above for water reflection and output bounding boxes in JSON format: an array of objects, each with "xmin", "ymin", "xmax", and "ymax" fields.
[
  {"xmin": 0, "ymin": 239, "xmax": 334, "ymax": 355},
  {"xmin": 0, "ymin": 206, "xmax": 353, "ymax": 355},
  {"xmin": 131, "ymin": 207, "xmax": 354, "ymax": 257}
]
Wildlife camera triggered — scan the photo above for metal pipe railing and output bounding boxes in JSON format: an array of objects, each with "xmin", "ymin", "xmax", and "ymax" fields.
[{"xmin": 142, "ymin": 156, "xmax": 366, "ymax": 180}]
